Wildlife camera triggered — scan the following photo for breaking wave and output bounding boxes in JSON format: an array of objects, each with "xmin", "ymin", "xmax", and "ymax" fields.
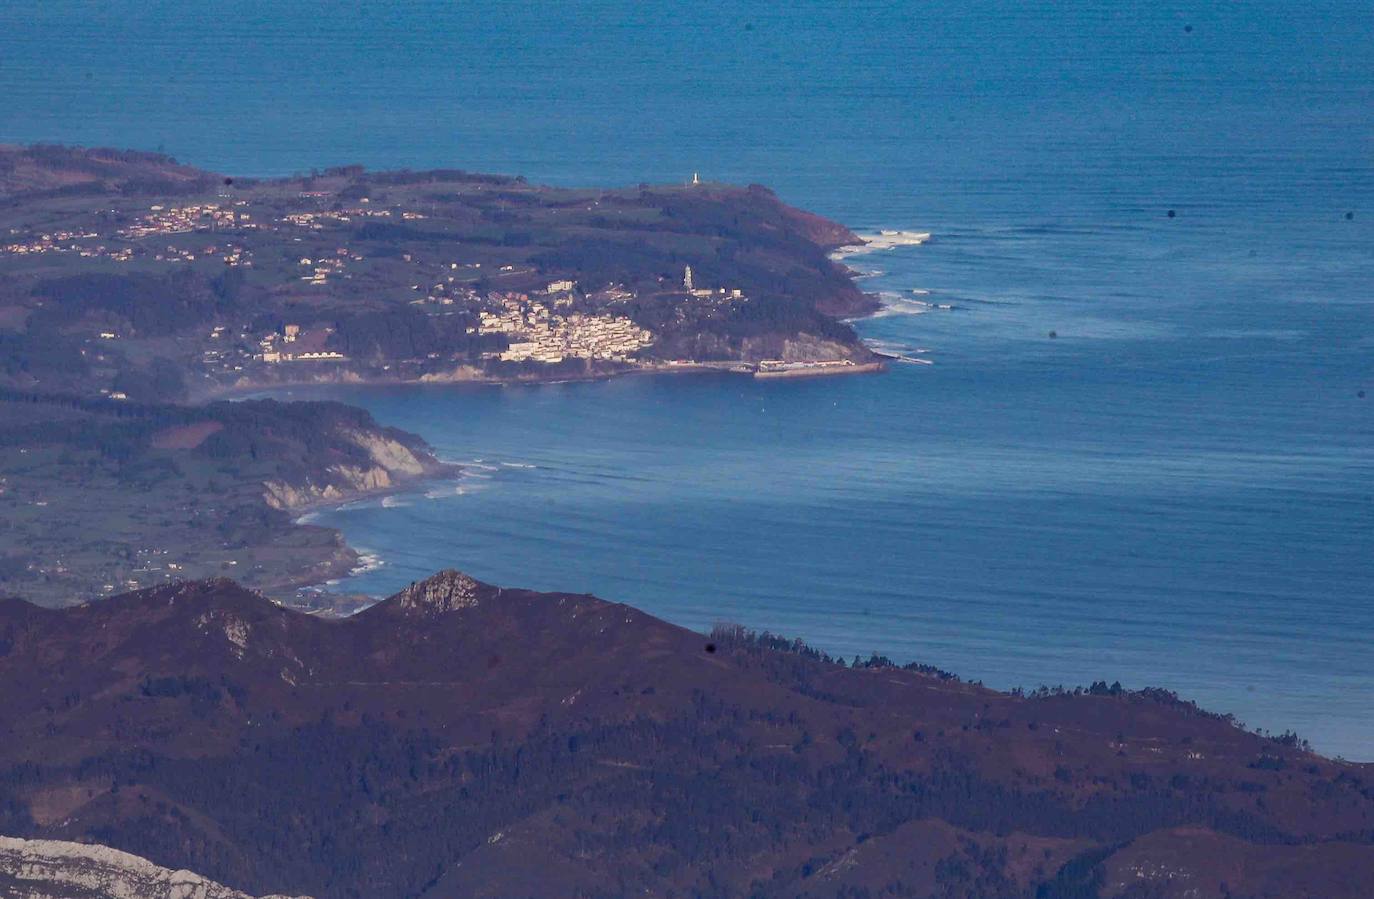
[{"xmin": 830, "ymin": 229, "xmax": 932, "ymax": 260}]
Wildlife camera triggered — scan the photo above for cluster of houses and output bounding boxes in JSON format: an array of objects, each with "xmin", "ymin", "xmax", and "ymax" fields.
[
  {"xmin": 2, "ymin": 199, "xmax": 260, "ymax": 263},
  {"xmin": 117, "ymin": 201, "xmax": 252, "ymax": 239},
  {"xmin": 479, "ymin": 284, "xmax": 653, "ymax": 364},
  {"xmin": 415, "ymin": 281, "xmax": 482, "ymax": 306},
  {"xmin": 408, "ymin": 261, "xmax": 487, "ymax": 305},
  {"xmin": 280, "ymin": 203, "xmax": 394, "ymax": 229},
  {"xmin": 96, "ymin": 548, "xmax": 198, "ymax": 594},
  {"xmin": 299, "ymin": 248, "xmax": 362, "ymax": 285},
  {"xmin": 210, "ymin": 244, "xmax": 251, "ymax": 266},
  {"xmin": 258, "ymin": 323, "xmax": 347, "ymax": 364},
  {"xmin": 0, "ymin": 228, "xmax": 102, "ymax": 257},
  {"xmin": 1, "ymin": 201, "xmax": 261, "ymax": 264},
  {"xmin": 1, "ymin": 189, "xmax": 698, "ymax": 377},
  {"xmin": 154, "ymin": 242, "xmax": 253, "ymax": 266},
  {"xmin": 0, "ymin": 232, "xmax": 250, "ymax": 266}
]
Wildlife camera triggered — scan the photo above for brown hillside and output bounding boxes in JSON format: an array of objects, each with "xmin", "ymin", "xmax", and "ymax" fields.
[{"xmin": 0, "ymin": 571, "xmax": 1369, "ymax": 897}]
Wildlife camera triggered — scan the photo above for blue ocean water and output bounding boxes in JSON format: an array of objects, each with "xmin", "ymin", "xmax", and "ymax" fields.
[{"xmin": 2, "ymin": 2, "xmax": 1371, "ymax": 757}]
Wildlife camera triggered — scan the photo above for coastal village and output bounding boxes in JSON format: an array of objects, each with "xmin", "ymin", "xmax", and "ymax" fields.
[
  {"xmin": 480, "ymin": 284, "xmax": 653, "ymax": 363},
  {"xmin": 0, "ymin": 148, "xmax": 888, "ymax": 617},
  {"xmin": 0, "ymin": 164, "xmax": 883, "ymax": 398},
  {"xmin": 3, "ymin": 194, "xmax": 666, "ymax": 365}
]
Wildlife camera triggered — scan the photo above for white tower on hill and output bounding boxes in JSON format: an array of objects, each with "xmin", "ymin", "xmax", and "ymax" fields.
[{"xmin": 683, "ymin": 265, "xmax": 694, "ymax": 290}]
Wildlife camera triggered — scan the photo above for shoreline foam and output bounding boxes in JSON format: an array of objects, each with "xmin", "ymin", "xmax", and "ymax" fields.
[{"xmin": 829, "ymin": 229, "xmax": 932, "ymax": 261}]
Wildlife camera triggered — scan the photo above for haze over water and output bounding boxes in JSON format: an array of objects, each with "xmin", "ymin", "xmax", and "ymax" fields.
[{"xmin": 3, "ymin": 1, "xmax": 1371, "ymax": 757}]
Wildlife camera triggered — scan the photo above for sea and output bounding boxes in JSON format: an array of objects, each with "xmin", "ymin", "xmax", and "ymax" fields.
[{"xmin": 2, "ymin": 1, "xmax": 1370, "ymax": 758}]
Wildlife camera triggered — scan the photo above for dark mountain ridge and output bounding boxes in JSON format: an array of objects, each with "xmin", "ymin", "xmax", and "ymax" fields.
[{"xmin": 0, "ymin": 571, "xmax": 1370, "ymax": 897}]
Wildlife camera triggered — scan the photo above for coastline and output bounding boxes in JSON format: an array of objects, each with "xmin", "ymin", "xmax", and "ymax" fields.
[
  {"xmin": 213, "ymin": 241, "xmax": 924, "ymax": 607},
  {"xmin": 238, "ymin": 270, "xmax": 919, "ymax": 606},
  {"xmin": 267, "ymin": 358, "xmax": 897, "ymax": 607},
  {"xmin": 193, "ymin": 353, "xmax": 885, "ymax": 403},
  {"xmin": 262, "ymin": 457, "xmax": 464, "ymax": 604}
]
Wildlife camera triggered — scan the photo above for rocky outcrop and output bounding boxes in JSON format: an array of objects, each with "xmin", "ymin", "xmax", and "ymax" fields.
[
  {"xmin": 0, "ymin": 835, "xmax": 308, "ymax": 899},
  {"xmin": 393, "ymin": 569, "xmax": 484, "ymax": 615}
]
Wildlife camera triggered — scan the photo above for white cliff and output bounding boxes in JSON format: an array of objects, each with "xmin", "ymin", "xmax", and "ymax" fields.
[
  {"xmin": 260, "ymin": 426, "xmax": 445, "ymax": 511},
  {"xmin": 0, "ymin": 835, "xmax": 309, "ymax": 899}
]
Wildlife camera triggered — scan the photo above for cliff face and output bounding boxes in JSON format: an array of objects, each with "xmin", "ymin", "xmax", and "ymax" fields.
[
  {"xmin": 348, "ymin": 429, "xmax": 429, "ymax": 477},
  {"xmin": 0, "ymin": 836, "xmax": 307, "ymax": 899},
  {"xmin": 751, "ymin": 333, "xmax": 876, "ymax": 364},
  {"xmin": 261, "ymin": 424, "xmax": 444, "ymax": 511},
  {"xmin": 0, "ymin": 572, "xmax": 1370, "ymax": 898}
]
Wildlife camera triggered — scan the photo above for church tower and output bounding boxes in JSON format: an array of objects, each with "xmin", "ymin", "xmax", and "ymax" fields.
[{"xmin": 683, "ymin": 264, "xmax": 694, "ymax": 290}]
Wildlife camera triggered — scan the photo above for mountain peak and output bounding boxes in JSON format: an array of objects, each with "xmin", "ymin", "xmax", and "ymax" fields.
[{"xmin": 392, "ymin": 569, "xmax": 485, "ymax": 615}]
